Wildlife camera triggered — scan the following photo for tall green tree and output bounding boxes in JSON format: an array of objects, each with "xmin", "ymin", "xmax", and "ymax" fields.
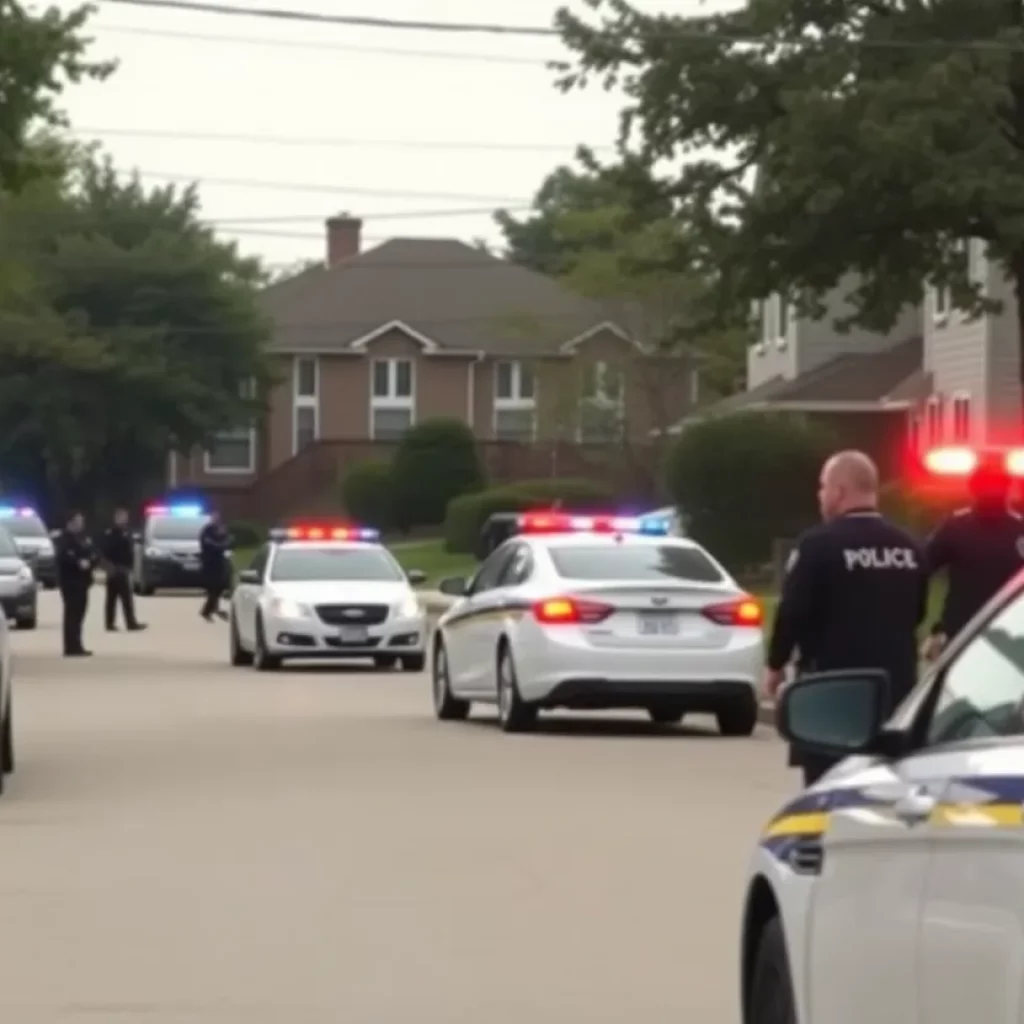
[
  {"xmin": 555, "ymin": 0, "xmax": 1024, "ymax": 400},
  {"xmin": 0, "ymin": 154, "xmax": 273, "ymax": 513},
  {"xmin": 0, "ymin": 1, "xmax": 111, "ymax": 192}
]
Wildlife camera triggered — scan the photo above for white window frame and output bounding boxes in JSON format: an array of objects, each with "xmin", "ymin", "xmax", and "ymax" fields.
[
  {"xmin": 493, "ymin": 359, "xmax": 536, "ymax": 441},
  {"xmin": 951, "ymin": 391, "xmax": 971, "ymax": 443},
  {"xmin": 907, "ymin": 411, "xmax": 921, "ymax": 453},
  {"xmin": 369, "ymin": 358, "xmax": 415, "ymax": 440},
  {"xmin": 292, "ymin": 356, "xmax": 319, "ymax": 455},
  {"xmin": 925, "ymin": 395, "xmax": 944, "ymax": 445},
  {"xmin": 776, "ymin": 294, "xmax": 789, "ymax": 349},
  {"xmin": 203, "ymin": 427, "xmax": 256, "ymax": 475},
  {"xmin": 579, "ymin": 360, "xmax": 625, "ymax": 443}
]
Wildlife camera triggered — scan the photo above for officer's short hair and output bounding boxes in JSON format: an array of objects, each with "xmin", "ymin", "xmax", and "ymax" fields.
[{"xmin": 826, "ymin": 450, "xmax": 879, "ymax": 494}]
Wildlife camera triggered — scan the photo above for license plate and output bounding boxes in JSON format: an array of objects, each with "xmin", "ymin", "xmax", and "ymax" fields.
[
  {"xmin": 338, "ymin": 625, "xmax": 368, "ymax": 643},
  {"xmin": 637, "ymin": 613, "xmax": 680, "ymax": 635}
]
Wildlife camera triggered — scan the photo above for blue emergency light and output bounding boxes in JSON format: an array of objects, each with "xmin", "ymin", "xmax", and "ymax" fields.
[
  {"xmin": 0, "ymin": 506, "xmax": 36, "ymax": 518},
  {"xmin": 146, "ymin": 503, "xmax": 205, "ymax": 517}
]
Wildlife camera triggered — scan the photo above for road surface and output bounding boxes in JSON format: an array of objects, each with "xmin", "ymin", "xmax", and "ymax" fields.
[{"xmin": 0, "ymin": 591, "xmax": 793, "ymax": 1023}]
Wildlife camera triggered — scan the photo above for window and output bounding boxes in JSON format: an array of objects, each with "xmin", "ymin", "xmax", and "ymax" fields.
[
  {"xmin": 269, "ymin": 547, "xmax": 403, "ymax": 582},
  {"xmin": 951, "ymin": 393, "xmax": 971, "ymax": 442},
  {"xmin": 495, "ymin": 360, "xmax": 534, "ymax": 401},
  {"xmin": 926, "ymin": 396, "xmax": 943, "ymax": 445},
  {"xmin": 204, "ymin": 428, "xmax": 255, "ymax": 474},
  {"xmin": 494, "ymin": 359, "xmax": 536, "ymax": 440},
  {"xmin": 370, "ymin": 358, "xmax": 414, "ymax": 440},
  {"xmin": 548, "ymin": 544, "xmax": 725, "ymax": 583},
  {"xmin": 497, "ymin": 544, "xmax": 533, "ymax": 587},
  {"xmin": 579, "ymin": 360, "xmax": 625, "ymax": 442},
  {"xmin": 495, "ymin": 408, "xmax": 535, "ymax": 441},
  {"xmin": 293, "ymin": 356, "xmax": 319, "ymax": 454},
  {"xmin": 926, "ymin": 588, "xmax": 1024, "ymax": 745},
  {"xmin": 468, "ymin": 545, "xmax": 517, "ymax": 595}
]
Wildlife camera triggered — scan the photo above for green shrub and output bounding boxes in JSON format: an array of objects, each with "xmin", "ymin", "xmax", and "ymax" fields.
[
  {"xmin": 228, "ymin": 519, "xmax": 263, "ymax": 547},
  {"xmin": 443, "ymin": 478, "xmax": 617, "ymax": 554},
  {"xmin": 341, "ymin": 459, "xmax": 395, "ymax": 529},
  {"xmin": 880, "ymin": 482, "xmax": 960, "ymax": 536},
  {"xmin": 666, "ymin": 412, "xmax": 835, "ymax": 572},
  {"xmin": 391, "ymin": 418, "xmax": 485, "ymax": 530}
]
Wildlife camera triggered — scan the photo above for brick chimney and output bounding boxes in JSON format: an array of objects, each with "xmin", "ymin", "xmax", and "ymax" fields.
[{"xmin": 326, "ymin": 214, "xmax": 361, "ymax": 266}]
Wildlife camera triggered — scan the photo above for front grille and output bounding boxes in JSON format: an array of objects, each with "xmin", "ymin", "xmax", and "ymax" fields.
[{"xmin": 316, "ymin": 603, "xmax": 389, "ymax": 626}]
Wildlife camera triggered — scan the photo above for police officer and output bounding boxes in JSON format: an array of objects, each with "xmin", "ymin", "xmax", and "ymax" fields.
[
  {"xmin": 101, "ymin": 507, "xmax": 147, "ymax": 633},
  {"xmin": 763, "ymin": 451, "xmax": 928, "ymax": 785},
  {"xmin": 198, "ymin": 510, "xmax": 231, "ymax": 621},
  {"xmin": 55, "ymin": 510, "xmax": 99, "ymax": 657},
  {"xmin": 921, "ymin": 459, "xmax": 1024, "ymax": 661}
]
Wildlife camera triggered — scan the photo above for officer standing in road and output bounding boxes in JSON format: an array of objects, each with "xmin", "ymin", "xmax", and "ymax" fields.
[
  {"xmin": 198, "ymin": 509, "xmax": 231, "ymax": 622},
  {"xmin": 763, "ymin": 451, "xmax": 929, "ymax": 785},
  {"xmin": 101, "ymin": 507, "xmax": 147, "ymax": 633},
  {"xmin": 56, "ymin": 510, "xmax": 99, "ymax": 657},
  {"xmin": 921, "ymin": 459, "xmax": 1024, "ymax": 661}
]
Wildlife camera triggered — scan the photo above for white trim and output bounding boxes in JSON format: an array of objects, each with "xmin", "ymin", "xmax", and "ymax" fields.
[
  {"xmin": 347, "ymin": 319, "xmax": 439, "ymax": 352},
  {"xmin": 492, "ymin": 358, "xmax": 537, "ymax": 440},
  {"xmin": 925, "ymin": 394, "xmax": 943, "ymax": 445},
  {"xmin": 203, "ymin": 427, "xmax": 256, "ymax": 475},
  {"xmin": 369, "ymin": 357, "xmax": 416, "ymax": 440},
  {"xmin": 950, "ymin": 390, "xmax": 971, "ymax": 443},
  {"xmin": 292, "ymin": 355, "xmax": 319, "ymax": 455},
  {"xmin": 744, "ymin": 399, "xmax": 913, "ymax": 413},
  {"xmin": 559, "ymin": 320, "xmax": 639, "ymax": 354}
]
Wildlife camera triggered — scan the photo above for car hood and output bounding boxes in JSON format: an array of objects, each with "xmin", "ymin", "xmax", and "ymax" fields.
[
  {"xmin": 13, "ymin": 538, "xmax": 53, "ymax": 556},
  {"xmin": 0, "ymin": 557, "xmax": 28, "ymax": 575},
  {"xmin": 268, "ymin": 580, "xmax": 414, "ymax": 605}
]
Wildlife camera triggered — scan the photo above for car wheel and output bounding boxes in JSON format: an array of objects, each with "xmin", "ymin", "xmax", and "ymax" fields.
[
  {"xmin": 496, "ymin": 644, "xmax": 536, "ymax": 733},
  {"xmin": 648, "ymin": 708, "xmax": 684, "ymax": 726},
  {"xmin": 401, "ymin": 654, "xmax": 425, "ymax": 672},
  {"xmin": 2, "ymin": 697, "xmax": 13, "ymax": 775},
  {"xmin": 16, "ymin": 614, "xmax": 36, "ymax": 630},
  {"xmin": 717, "ymin": 696, "xmax": 759, "ymax": 737},
  {"xmin": 374, "ymin": 655, "xmax": 397, "ymax": 670},
  {"xmin": 253, "ymin": 615, "xmax": 281, "ymax": 672},
  {"xmin": 748, "ymin": 917, "xmax": 796, "ymax": 1024},
  {"xmin": 432, "ymin": 641, "xmax": 469, "ymax": 721},
  {"xmin": 230, "ymin": 614, "xmax": 253, "ymax": 667}
]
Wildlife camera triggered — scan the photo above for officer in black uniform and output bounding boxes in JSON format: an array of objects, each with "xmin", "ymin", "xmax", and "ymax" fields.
[
  {"xmin": 764, "ymin": 451, "xmax": 929, "ymax": 786},
  {"xmin": 922, "ymin": 458, "xmax": 1024, "ymax": 661},
  {"xmin": 101, "ymin": 507, "xmax": 147, "ymax": 632},
  {"xmin": 198, "ymin": 510, "xmax": 231, "ymax": 621},
  {"xmin": 55, "ymin": 510, "xmax": 99, "ymax": 657}
]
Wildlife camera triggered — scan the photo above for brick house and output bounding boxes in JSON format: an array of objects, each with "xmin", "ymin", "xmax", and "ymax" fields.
[{"xmin": 170, "ymin": 216, "xmax": 697, "ymax": 517}]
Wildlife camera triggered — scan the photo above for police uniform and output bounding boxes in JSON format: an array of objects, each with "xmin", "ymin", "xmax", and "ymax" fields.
[
  {"xmin": 198, "ymin": 521, "xmax": 231, "ymax": 619},
  {"xmin": 55, "ymin": 528, "xmax": 98, "ymax": 656},
  {"xmin": 925, "ymin": 505, "xmax": 1024, "ymax": 640},
  {"xmin": 768, "ymin": 509, "xmax": 928, "ymax": 784},
  {"xmin": 100, "ymin": 523, "xmax": 143, "ymax": 631}
]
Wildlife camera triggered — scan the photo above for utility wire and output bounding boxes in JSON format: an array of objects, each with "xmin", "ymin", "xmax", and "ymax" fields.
[{"xmin": 205, "ymin": 206, "xmax": 530, "ymax": 224}]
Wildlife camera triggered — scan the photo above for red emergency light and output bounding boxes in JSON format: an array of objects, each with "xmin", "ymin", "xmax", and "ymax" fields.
[
  {"xmin": 517, "ymin": 512, "xmax": 669, "ymax": 536},
  {"xmin": 922, "ymin": 446, "xmax": 1024, "ymax": 478},
  {"xmin": 275, "ymin": 524, "xmax": 380, "ymax": 541}
]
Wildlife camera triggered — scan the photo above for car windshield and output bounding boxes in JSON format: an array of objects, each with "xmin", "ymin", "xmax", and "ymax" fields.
[
  {"xmin": 270, "ymin": 546, "xmax": 404, "ymax": 582},
  {"xmin": 0, "ymin": 514, "xmax": 47, "ymax": 538},
  {"xmin": 148, "ymin": 516, "xmax": 209, "ymax": 541},
  {"xmin": 0, "ymin": 527, "xmax": 19, "ymax": 557},
  {"xmin": 548, "ymin": 543, "xmax": 724, "ymax": 583}
]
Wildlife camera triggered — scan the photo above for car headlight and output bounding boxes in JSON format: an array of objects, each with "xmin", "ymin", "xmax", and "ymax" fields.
[
  {"xmin": 17, "ymin": 565, "xmax": 33, "ymax": 583},
  {"xmin": 145, "ymin": 547, "xmax": 168, "ymax": 558},
  {"xmin": 394, "ymin": 594, "xmax": 422, "ymax": 619},
  {"xmin": 268, "ymin": 596, "xmax": 311, "ymax": 618}
]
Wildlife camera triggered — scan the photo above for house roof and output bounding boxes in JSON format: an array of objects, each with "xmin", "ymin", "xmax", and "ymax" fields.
[{"xmin": 260, "ymin": 238, "xmax": 625, "ymax": 355}]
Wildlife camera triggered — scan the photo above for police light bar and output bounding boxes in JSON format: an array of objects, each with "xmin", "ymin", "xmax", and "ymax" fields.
[
  {"xmin": 271, "ymin": 525, "xmax": 380, "ymax": 542},
  {"xmin": 0, "ymin": 506, "xmax": 35, "ymax": 518},
  {"xmin": 922, "ymin": 446, "xmax": 1024, "ymax": 478},
  {"xmin": 146, "ymin": 503, "xmax": 206, "ymax": 516},
  {"xmin": 517, "ymin": 512, "xmax": 670, "ymax": 536}
]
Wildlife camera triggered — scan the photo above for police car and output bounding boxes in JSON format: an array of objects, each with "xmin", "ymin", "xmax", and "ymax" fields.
[
  {"xmin": 134, "ymin": 502, "xmax": 214, "ymax": 595},
  {"xmin": 741, "ymin": 445, "xmax": 1024, "ymax": 1024},
  {"xmin": 0, "ymin": 505, "xmax": 56, "ymax": 588},
  {"xmin": 0, "ymin": 526, "xmax": 37, "ymax": 629},
  {"xmin": 0, "ymin": 604, "xmax": 15, "ymax": 795},
  {"xmin": 431, "ymin": 512, "xmax": 764, "ymax": 733},
  {"xmin": 228, "ymin": 524, "xmax": 428, "ymax": 671}
]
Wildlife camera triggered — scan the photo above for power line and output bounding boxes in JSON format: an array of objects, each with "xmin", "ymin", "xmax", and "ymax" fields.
[
  {"xmin": 120, "ymin": 168, "xmax": 530, "ymax": 203},
  {"xmin": 206, "ymin": 206, "xmax": 529, "ymax": 224},
  {"xmin": 80, "ymin": 125, "xmax": 609, "ymax": 154}
]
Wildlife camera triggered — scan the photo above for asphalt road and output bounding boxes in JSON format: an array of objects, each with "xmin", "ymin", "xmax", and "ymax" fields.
[{"xmin": 1, "ymin": 591, "xmax": 794, "ymax": 1024}]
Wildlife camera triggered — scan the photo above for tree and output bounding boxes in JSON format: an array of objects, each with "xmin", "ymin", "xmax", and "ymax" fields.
[
  {"xmin": 0, "ymin": 153, "xmax": 273, "ymax": 514},
  {"xmin": 0, "ymin": 1, "xmax": 112, "ymax": 193},
  {"xmin": 555, "ymin": 0, "xmax": 1024, "ymax": 406}
]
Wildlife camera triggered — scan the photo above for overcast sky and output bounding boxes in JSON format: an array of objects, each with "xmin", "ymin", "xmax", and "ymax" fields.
[{"xmin": 53, "ymin": 0, "xmax": 726, "ymax": 271}]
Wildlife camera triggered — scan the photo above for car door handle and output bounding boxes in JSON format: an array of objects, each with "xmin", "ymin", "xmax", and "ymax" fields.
[{"xmin": 891, "ymin": 788, "xmax": 938, "ymax": 825}]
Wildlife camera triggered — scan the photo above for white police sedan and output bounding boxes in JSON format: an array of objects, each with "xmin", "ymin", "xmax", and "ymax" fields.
[
  {"xmin": 431, "ymin": 512, "xmax": 764, "ymax": 733},
  {"xmin": 740, "ymin": 563, "xmax": 1024, "ymax": 1024},
  {"xmin": 228, "ymin": 524, "xmax": 427, "ymax": 671}
]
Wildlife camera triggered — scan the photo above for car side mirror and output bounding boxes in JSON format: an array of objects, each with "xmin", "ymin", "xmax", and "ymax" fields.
[
  {"xmin": 438, "ymin": 576, "xmax": 468, "ymax": 597},
  {"xmin": 237, "ymin": 569, "xmax": 261, "ymax": 585},
  {"xmin": 776, "ymin": 670, "xmax": 890, "ymax": 759},
  {"xmin": 406, "ymin": 569, "xmax": 427, "ymax": 586}
]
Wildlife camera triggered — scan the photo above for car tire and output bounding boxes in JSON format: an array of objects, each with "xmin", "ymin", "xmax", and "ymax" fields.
[
  {"xmin": 253, "ymin": 615, "xmax": 282, "ymax": 671},
  {"xmin": 496, "ymin": 644, "xmax": 536, "ymax": 733},
  {"xmin": 16, "ymin": 614, "xmax": 36, "ymax": 630},
  {"xmin": 43, "ymin": 582, "xmax": 57, "ymax": 591},
  {"xmin": 401, "ymin": 654, "xmax": 425, "ymax": 672},
  {"xmin": 748, "ymin": 916, "xmax": 796, "ymax": 1024},
  {"xmin": 230, "ymin": 614, "xmax": 253, "ymax": 667},
  {"xmin": 648, "ymin": 708, "xmax": 684, "ymax": 726},
  {"xmin": 374, "ymin": 655, "xmax": 397, "ymax": 670},
  {"xmin": 432, "ymin": 641, "xmax": 470, "ymax": 721},
  {"xmin": 2, "ymin": 697, "xmax": 13, "ymax": 775},
  {"xmin": 717, "ymin": 696, "xmax": 759, "ymax": 737}
]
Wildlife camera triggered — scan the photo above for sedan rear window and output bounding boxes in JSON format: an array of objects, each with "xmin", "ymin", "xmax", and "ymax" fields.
[{"xmin": 548, "ymin": 544, "xmax": 724, "ymax": 583}]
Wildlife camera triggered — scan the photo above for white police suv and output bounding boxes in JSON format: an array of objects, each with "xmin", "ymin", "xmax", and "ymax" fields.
[
  {"xmin": 431, "ymin": 511, "xmax": 764, "ymax": 733},
  {"xmin": 228, "ymin": 523, "xmax": 427, "ymax": 671},
  {"xmin": 741, "ymin": 563, "xmax": 1024, "ymax": 1024}
]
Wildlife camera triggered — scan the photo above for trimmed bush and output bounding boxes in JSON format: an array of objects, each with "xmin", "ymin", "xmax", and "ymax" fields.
[
  {"xmin": 341, "ymin": 459, "xmax": 395, "ymax": 530},
  {"xmin": 880, "ymin": 482, "xmax": 961, "ymax": 536},
  {"xmin": 228, "ymin": 519, "xmax": 263, "ymax": 548},
  {"xmin": 391, "ymin": 418, "xmax": 485, "ymax": 531},
  {"xmin": 444, "ymin": 478, "xmax": 617, "ymax": 554},
  {"xmin": 665, "ymin": 412, "xmax": 836, "ymax": 573}
]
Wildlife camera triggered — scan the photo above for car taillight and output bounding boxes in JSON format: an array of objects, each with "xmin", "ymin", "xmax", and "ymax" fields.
[
  {"xmin": 703, "ymin": 597, "xmax": 763, "ymax": 627},
  {"xmin": 532, "ymin": 597, "xmax": 613, "ymax": 624}
]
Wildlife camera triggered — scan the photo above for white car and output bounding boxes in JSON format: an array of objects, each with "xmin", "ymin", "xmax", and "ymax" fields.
[
  {"xmin": 228, "ymin": 525, "xmax": 427, "ymax": 671},
  {"xmin": 740, "ymin": 566, "xmax": 1024, "ymax": 1024},
  {"xmin": 0, "ymin": 604, "xmax": 14, "ymax": 796},
  {"xmin": 430, "ymin": 512, "xmax": 764, "ymax": 733}
]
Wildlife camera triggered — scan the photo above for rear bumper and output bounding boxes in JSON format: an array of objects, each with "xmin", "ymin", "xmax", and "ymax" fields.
[
  {"xmin": 142, "ymin": 558, "xmax": 207, "ymax": 588},
  {"xmin": 539, "ymin": 678, "xmax": 756, "ymax": 711}
]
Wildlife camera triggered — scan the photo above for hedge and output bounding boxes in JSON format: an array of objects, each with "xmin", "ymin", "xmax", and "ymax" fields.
[
  {"xmin": 228, "ymin": 520, "xmax": 263, "ymax": 548},
  {"xmin": 341, "ymin": 459, "xmax": 395, "ymax": 530},
  {"xmin": 443, "ymin": 478, "xmax": 617, "ymax": 554}
]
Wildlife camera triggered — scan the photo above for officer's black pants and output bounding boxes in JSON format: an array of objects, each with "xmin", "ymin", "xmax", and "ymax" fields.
[
  {"xmin": 62, "ymin": 585, "xmax": 89, "ymax": 654},
  {"xmin": 801, "ymin": 754, "xmax": 836, "ymax": 787},
  {"xmin": 105, "ymin": 570, "xmax": 138, "ymax": 629},
  {"xmin": 201, "ymin": 570, "xmax": 225, "ymax": 617}
]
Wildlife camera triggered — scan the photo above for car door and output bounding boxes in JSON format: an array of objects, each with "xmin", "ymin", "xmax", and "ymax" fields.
[
  {"xmin": 233, "ymin": 546, "xmax": 269, "ymax": 646},
  {"xmin": 445, "ymin": 545, "xmax": 517, "ymax": 694},
  {"xmin": 475, "ymin": 544, "xmax": 534, "ymax": 700},
  {"xmin": 913, "ymin": 588, "xmax": 1024, "ymax": 1024}
]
